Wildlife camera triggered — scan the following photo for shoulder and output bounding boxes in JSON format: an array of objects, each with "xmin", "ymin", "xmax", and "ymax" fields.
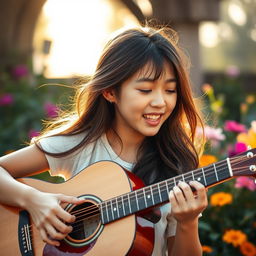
[{"xmin": 39, "ymin": 132, "xmax": 87, "ymax": 154}]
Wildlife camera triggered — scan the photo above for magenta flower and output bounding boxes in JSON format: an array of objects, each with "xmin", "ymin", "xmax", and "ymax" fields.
[
  {"xmin": 44, "ymin": 102, "xmax": 59, "ymax": 118},
  {"xmin": 228, "ymin": 142, "xmax": 247, "ymax": 157},
  {"xmin": 0, "ymin": 93, "xmax": 14, "ymax": 106},
  {"xmin": 224, "ymin": 120, "xmax": 247, "ymax": 133},
  {"xmin": 11, "ymin": 65, "xmax": 29, "ymax": 79},
  {"xmin": 235, "ymin": 177, "xmax": 256, "ymax": 191},
  {"xmin": 28, "ymin": 129, "xmax": 40, "ymax": 139}
]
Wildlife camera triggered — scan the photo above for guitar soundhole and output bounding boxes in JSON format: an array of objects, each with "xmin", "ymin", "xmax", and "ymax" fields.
[{"xmin": 65, "ymin": 199, "xmax": 102, "ymax": 246}]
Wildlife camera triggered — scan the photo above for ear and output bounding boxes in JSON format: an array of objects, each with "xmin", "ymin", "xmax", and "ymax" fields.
[{"xmin": 102, "ymin": 89, "xmax": 117, "ymax": 103}]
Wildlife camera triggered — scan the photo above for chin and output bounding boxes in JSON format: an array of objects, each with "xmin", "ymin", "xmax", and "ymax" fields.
[{"xmin": 142, "ymin": 129, "xmax": 160, "ymax": 137}]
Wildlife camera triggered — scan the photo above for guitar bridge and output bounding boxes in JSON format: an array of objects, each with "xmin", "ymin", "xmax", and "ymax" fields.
[{"xmin": 18, "ymin": 210, "xmax": 34, "ymax": 256}]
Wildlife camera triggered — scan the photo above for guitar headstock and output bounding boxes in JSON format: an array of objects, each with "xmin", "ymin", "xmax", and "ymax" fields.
[{"xmin": 230, "ymin": 148, "xmax": 256, "ymax": 178}]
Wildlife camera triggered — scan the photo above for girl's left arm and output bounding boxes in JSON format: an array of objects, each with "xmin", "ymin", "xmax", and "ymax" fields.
[{"xmin": 167, "ymin": 181, "xmax": 208, "ymax": 256}]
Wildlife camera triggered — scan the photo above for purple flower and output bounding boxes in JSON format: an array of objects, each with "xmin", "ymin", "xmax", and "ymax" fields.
[
  {"xmin": 228, "ymin": 142, "xmax": 247, "ymax": 157},
  {"xmin": 0, "ymin": 93, "xmax": 14, "ymax": 106},
  {"xmin": 11, "ymin": 65, "xmax": 29, "ymax": 79},
  {"xmin": 224, "ymin": 120, "xmax": 247, "ymax": 133},
  {"xmin": 235, "ymin": 177, "xmax": 256, "ymax": 191},
  {"xmin": 44, "ymin": 102, "xmax": 59, "ymax": 118}
]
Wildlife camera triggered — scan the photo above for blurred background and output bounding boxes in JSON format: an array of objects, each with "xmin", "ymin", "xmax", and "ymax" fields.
[{"xmin": 0, "ymin": 0, "xmax": 256, "ymax": 255}]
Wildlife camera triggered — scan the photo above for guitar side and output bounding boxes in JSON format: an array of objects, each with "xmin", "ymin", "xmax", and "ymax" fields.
[{"xmin": 0, "ymin": 161, "xmax": 154, "ymax": 256}]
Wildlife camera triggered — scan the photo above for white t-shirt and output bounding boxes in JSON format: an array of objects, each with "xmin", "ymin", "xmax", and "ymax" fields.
[{"xmin": 40, "ymin": 132, "xmax": 177, "ymax": 255}]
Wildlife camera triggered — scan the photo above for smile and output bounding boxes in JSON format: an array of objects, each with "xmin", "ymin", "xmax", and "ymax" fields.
[{"xmin": 143, "ymin": 114, "xmax": 162, "ymax": 120}]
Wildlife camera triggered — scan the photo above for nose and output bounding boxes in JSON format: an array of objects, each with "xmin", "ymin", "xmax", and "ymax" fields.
[{"xmin": 150, "ymin": 91, "xmax": 166, "ymax": 107}]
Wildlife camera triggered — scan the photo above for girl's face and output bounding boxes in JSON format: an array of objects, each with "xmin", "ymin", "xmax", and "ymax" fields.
[{"xmin": 111, "ymin": 61, "xmax": 177, "ymax": 142}]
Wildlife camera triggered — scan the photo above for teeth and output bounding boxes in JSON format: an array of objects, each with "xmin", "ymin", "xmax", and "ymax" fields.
[{"xmin": 144, "ymin": 114, "xmax": 160, "ymax": 120}]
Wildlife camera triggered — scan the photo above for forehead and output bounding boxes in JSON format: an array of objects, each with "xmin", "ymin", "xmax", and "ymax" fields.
[{"xmin": 133, "ymin": 61, "xmax": 175, "ymax": 80}]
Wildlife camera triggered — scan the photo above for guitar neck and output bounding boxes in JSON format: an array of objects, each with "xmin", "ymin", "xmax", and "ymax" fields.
[{"xmin": 100, "ymin": 158, "xmax": 233, "ymax": 224}]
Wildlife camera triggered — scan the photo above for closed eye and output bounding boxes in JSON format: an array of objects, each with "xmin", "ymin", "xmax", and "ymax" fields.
[
  {"xmin": 166, "ymin": 89, "xmax": 176, "ymax": 93},
  {"xmin": 138, "ymin": 89, "xmax": 152, "ymax": 93}
]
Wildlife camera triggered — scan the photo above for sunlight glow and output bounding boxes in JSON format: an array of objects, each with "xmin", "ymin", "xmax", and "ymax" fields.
[
  {"xmin": 40, "ymin": 0, "xmax": 112, "ymax": 78},
  {"xmin": 199, "ymin": 22, "xmax": 220, "ymax": 48},
  {"xmin": 228, "ymin": 1, "xmax": 247, "ymax": 26}
]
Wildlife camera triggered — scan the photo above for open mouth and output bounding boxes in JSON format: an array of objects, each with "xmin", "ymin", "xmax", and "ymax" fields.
[{"xmin": 143, "ymin": 114, "xmax": 162, "ymax": 121}]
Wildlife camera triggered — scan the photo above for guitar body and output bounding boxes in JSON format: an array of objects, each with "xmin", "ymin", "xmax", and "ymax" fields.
[{"xmin": 0, "ymin": 161, "xmax": 155, "ymax": 256}]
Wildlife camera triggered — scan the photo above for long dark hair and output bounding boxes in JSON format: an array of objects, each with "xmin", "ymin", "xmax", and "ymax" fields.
[{"xmin": 35, "ymin": 26, "xmax": 205, "ymax": 185}]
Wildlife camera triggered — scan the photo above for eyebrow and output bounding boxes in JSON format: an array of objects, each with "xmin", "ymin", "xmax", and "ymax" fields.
[{"xmin": 136, "ymin": 77, "xmax": 177, "ymax": 83}]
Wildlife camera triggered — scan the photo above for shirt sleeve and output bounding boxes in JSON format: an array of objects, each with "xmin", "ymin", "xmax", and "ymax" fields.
[{"xmin": 39, "ymin": 134, "xmax": 86, "ymax": 179}]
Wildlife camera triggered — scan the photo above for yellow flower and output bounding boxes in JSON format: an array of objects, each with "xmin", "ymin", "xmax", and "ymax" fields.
[
  {"xmin": 202, "ymin": 245, "xmax": 213, "ymax": 253},
  {"xmin": 223, "ymin": 229, "xmax": 247, "ymax": 247},
  {"xmin": 237, "ymin": 128, "xmax": 256, "ymax": 148},
  {"xmin": 199, "ymin": 154, "xmax": 218, "ymax": 167},
  {"xmin": 240, "ymin": 241, "xmax": 256, "ymax": 256},
  {"xmin": 210, "ymin": 192, "xmax": 233, "ymax": 207}
]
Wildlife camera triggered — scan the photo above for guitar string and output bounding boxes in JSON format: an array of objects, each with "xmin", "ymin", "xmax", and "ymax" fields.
[
  {"xmin": 26, "ymin": 154, "xmax": 254, "ymax": 235},
  {"xmin": 68, "ymin": 154, "xmax": 251, "ymax": 217},
  {"xmin": 27, "ymin": 158, "xmax": 252, "ymax": 236},
  {"xmin": 39, "ymin": 161, "xmax": 253, "ymax": 235},
  {"xmin": 67, "ymin": 164, "xmax": 253, "ymax": 232},
  {"xmin": 59, "ymin": 165, "xmax": 254, "ymax": 236},
  {"xmin": 28, "ymin": 154, "xmax": 251, "ymax": 236},
  {"xmin": 69, "ymin": 156, "xmax": 236, "ymax": 216}
]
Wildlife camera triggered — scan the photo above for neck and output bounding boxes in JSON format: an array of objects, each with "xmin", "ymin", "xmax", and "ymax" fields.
[{"xmin": 106, "ymin": 128, "xmax": 144, "ymax": 163}]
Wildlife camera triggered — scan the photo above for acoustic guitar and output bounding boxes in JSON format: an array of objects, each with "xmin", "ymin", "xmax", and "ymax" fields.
[{"xmin": 0, "ymin": 148, "xmax": 255, "ymax": 256}]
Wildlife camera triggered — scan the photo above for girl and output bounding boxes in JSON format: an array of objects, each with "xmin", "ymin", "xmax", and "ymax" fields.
[{"xmin": 0, "ymin": 26, "xmax": 208, "ymax": 255}]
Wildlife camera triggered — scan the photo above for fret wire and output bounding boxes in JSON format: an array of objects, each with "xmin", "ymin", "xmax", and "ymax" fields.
[
  {"xmin": 127, "ymin": 193, "xmax": 132, "ymax": 214},
  {"xmin": 165, "ymin": 180, "xmax": 169, "ymax": 193},
  {"xmin": 202, "ymin": 167, "xmax": 207, "ymax": 186},
  {"xmin": 121, "ymin": 195, "xmax": 126, "ymax": 216},
  {"xmin": 106, "ymin": 201, "xmax": 110, "ymax": 223},
  {"xmin": 158, "ymin": 183, "xmax": 162, "ymax": 202},
  {"xmin": 150, "ymin": 185, "xmax": 155, "ymax": 205},
  {"xmin": 102, "ymin": 159, "xmax": 234, "ymax": 221},
  {"xmin": 143, "ymin": 188, "xmax": 148, "ymax": 208},
  {"xmin": 110, "ymin": 200, "xmax": 114, "ymax": 220},
  {"xmin": 213, "ymin": 163, "xmax": 218, "ymax": 182},
  {"xmin": 100, "ymin": 203, "xmax": 104, "ymax": 223},
  {"xmin": 135, "ymin": 190, "xmax": 139, "ymax": 211},
  {"xmin": 115, "ymin": 197, "xmax": 120, "ymax": 218}
]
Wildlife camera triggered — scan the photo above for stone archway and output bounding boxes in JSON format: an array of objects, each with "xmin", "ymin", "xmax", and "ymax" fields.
[{"xmin": 0, "ymin": 0, "xmax": 46, "ymax": 65}]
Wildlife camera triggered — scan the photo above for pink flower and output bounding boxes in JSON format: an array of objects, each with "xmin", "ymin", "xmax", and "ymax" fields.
[
  {"xmin": 224, "ymin": 120, "xmax": 247, "ymax": 133},
  {"xmin": 197, "ymin": 126, "xmax": 225, "ymax": 148},
  {"xmin": 228, "ymin": 142, "xmax": 247, "ymax": 157},
  {"xmin": 235, "ymin": 177, "xmax": 256, "ymax": 191},
  {"xmin": 11, "ymin": 65, "xmax": 29, "ymax": 79},
  {"xmin": 0, "ymin": 93, "xmax": 14, "ymax": 106},
  {"xmin": 44, "ymin": 102, "xmax": 59, "ymax": 118},
  {"xmin": 28, "ymin": 129, "xmax": 40, "ymax": 139},
  {"xmin": 225, "ymin": 65, "xmax": 240, "ymax": 78}
]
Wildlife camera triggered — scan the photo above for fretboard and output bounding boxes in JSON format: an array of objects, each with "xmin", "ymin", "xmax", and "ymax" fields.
[{"xmin": 100, "ymin": 158, "xmax": 232, "ymax": 224}]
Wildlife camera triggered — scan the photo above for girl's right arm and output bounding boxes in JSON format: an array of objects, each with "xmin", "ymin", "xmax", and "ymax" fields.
[{"xmin": 0, "ymin": 144, "xmax": 83, "ymax": 246}]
